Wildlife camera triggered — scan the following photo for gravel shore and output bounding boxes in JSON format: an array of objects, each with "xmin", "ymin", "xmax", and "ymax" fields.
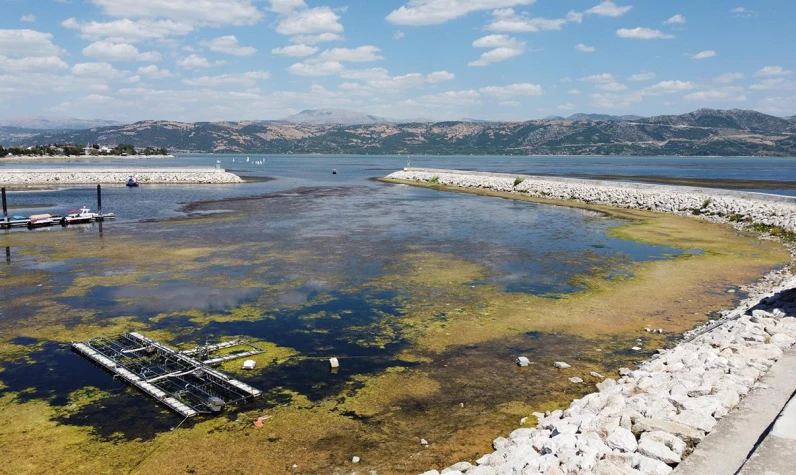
[
  {"xmin": 0, "ymin": 167, "xmax": 243, "ymax": 186},
  {"xmin": 385, "ymin": 168, "xmax": 796, "ymax": 475}
]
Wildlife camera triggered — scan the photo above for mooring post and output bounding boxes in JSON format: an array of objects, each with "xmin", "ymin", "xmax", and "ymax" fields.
[
  {"xmin": 5, "ymin": 246, "xmax": 9, "ymax": 265},
  {"xmin": 96, "ymin": 184, "xmax": 102, "ymax": 217},
  {"xmin": 1, "ymin": 187, "xmax": 8, "ymax": 225}
]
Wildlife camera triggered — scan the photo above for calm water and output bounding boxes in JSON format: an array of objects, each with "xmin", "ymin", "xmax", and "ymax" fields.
[{"xmin": 0, "ymin": 154, "xmax": 793, "ymax": 452}]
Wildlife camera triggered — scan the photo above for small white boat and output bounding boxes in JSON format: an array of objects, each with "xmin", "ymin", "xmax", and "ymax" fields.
[
  {"xmin": 28, "ymin": 213, "xmax": 55, "ymax": 228},
  {"xmin": 61, "ymin": 206, "xmax": 99, "ymax": 225}
]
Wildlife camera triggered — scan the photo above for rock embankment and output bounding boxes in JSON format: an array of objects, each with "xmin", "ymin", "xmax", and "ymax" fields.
[
  {"xmin": 387, "ymin": 168, "xmax": 796, "ymax": 233},
  {"xmin": 384, "ymin": 169, "xmax": 796, "ymax": 475},
  {"xmin": 0, "ymin": 168, "xmax": 242, "ymax": 185}
]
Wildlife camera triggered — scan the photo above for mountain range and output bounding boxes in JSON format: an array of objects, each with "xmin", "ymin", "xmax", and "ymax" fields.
[{"xmin": 2, "ymin": 108, "xmax": 795, "ymax": 157}]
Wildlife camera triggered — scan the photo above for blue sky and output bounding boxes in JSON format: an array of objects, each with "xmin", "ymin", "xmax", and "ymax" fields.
[{"xmin": 0, "ymin": 0, "xmax": 794, "ymax": 122}]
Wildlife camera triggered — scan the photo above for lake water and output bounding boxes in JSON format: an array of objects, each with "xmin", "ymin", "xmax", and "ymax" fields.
[{"xmin": 1, "ymin": 154, "xmax": 794, "ymax": 473}]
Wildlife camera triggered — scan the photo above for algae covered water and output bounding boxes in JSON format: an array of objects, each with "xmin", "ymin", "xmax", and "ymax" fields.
[{"xmin": 0, "ymin": 155, "xmax": 792, "ymax": 474}]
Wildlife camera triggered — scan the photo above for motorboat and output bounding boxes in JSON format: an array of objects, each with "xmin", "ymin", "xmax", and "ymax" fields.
[
  {"xmin": 332, "ymin": 169, "xmax": 337, "ymax": 175},
  {"xmin": 28, "ymin": 214, "xmax": 55, "ymax": 228},
  {"xmin": 61, "ymin": 207, "xmax": 99, "ymax": 225},
  {"xmin": 126, "ymin": 176, "xmax": 139, "ymax": 187}
]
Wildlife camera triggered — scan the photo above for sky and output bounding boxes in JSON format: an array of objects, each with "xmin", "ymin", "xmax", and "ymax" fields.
[{"xmin": 0, "ymin": 0, "xmax": 795, "ymax": 123}]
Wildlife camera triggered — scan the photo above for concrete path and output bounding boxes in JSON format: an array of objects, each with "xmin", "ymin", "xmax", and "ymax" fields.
[
  {"xmin": 674, "ymin": 349, "xmax": 796, "ymax": 475},
  {"xmin": 738, "ymin": 394, "xmax": 796, "ymax": 474}
]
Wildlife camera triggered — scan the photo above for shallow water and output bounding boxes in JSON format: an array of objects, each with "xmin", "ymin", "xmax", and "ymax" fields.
[{"xmin": 0, "ymin": 155, "xmax": 792, "ymax": 473}]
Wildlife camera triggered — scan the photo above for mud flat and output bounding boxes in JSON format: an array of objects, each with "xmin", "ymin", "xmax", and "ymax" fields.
[
  {"xmin": 383, "ymin": 168, "xmax": 796, "ymax": 475},
  {"xmin": 0, "ymin": 167, "xmax": 242, "ymax": 186}
]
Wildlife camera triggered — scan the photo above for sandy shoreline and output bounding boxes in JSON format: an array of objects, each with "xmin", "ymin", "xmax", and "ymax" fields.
[{"xmin": 385, "ymin": 168, "xmax": 796, "ymax": 475}]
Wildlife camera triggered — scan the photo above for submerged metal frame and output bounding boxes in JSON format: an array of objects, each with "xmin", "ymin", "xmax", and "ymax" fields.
[{"xmin": 72, "ymin": 332, "xmax": 264, "ymax": 418}]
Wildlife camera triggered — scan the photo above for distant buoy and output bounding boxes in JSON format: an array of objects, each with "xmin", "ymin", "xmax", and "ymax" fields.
[{"xmin": 332, "ymin": 169, "xmax": 337, "ymax": 175}]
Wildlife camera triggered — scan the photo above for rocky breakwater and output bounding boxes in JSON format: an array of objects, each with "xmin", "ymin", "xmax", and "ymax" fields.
[
  {"xmin": 387, "ymin": 168, "xmax": 796, "ymax": 234},
  {"xmin": 383, "ymin": 169, "xmax": 796, "ymax": 475},
  {"xmin": 0, "ymin": 167, "xmax": 243, "ymax": 186}
]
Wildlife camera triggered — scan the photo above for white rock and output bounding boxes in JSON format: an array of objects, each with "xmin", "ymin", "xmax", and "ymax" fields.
[
  {"xmin": 442, "ymin": 462, "xmax": 473, "ymax": 473},
  {"xmin": 640, "ymin": 431, "xmax": 686, "ymax": 457},
  {"xmin": 637, "ymin": 439, "xmax": 680, "ymax": 464},
  {"xmin": 570, "ymin": 377, "xmax": 584, "ymax": 383},
  {"xmin": 672, "ymin": 410, "xmax": 717, "ymax": 433},
  {"xmin": 606, "ymin": 427, "xmax": 638, "ymax": 453},
  {"xmin": 634, "ymin": 454, "xmax": 673, "ymax": 475},
  {"xmin": 553, "ymin": 361, "xmax": 571, "ymax": 369}
]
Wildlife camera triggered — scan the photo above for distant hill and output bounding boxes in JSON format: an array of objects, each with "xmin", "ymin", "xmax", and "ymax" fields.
[
  {"xmin": 282, "ymin": 109, "xmax": 389, "ymax": 125},
  {"xmin": 566, "ymin": 113, "xmax": 644, "ymax": 122},
  {"xmin": 5, "ymin": 109, "xmax": 795, "ymax": 156},
  {"xmin": 0, "ymin": 116, "xmax": 123, "ymax": 130}
]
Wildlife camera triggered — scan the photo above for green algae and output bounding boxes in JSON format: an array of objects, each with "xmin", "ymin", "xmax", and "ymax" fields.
[{"xmin": 0, "ymin": 181, "xmax": 792, "ymax": 475}]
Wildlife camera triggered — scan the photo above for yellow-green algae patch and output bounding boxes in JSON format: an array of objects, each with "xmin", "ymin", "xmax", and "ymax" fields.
[{"xmin": 0, "ymin": 182, "xmax": 792, "ymax": 474}]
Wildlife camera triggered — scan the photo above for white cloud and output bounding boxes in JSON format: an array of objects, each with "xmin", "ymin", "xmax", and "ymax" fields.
[
  {"xmin": 314, "ymin": 46, "xmax": 383, "ymax": 63},
  {"xmin": 589, "ymin": 92, "xmax": 642, "ymax": 109},
  {"xmin": 177, "ymin": 54, "xmax": 225, "ymax": 69},
  {"xmin": 691, "ymin": 50, "xmax": 716, "ymax": 60},
  {"xmin": 0, "ymin": 55, "xmax": 68, "ymax": 72},
  {"xmin": 386, "ymin": 0, "xmax": 535, "ymax": 26},
  {"xmin": 757, "ymin": 95, "xmax": 796, "ymax": 115},
  {"xmin": 616, "ymin": 28, "xmax": 675, "ymax": 40},
  {"xmin": 684, "ymin": 87, "xmax": 746, "ymax": 102},
  {"xmin": 579, "ymin": 73, "xmax": 616, "ymax": 83},
  {"xmin": 89, "ymin": 0, "xmax": 263, "ymax": 26},
  {"xmin": 137, "ymin": 64, "xmax": 174, "ymax": 78},
  {"xmin": 730, "ymin": 7, "xmax": 756, "ymax": 18},
  {"xmin": 276, "ymin": 7, "xmax": 343, "ymax": 36},
  {"xmin": 20, "ymin": 15, "xmax": 36, "ymax": 23},
  {"xmin": 500, "ymin": 100, "xmax": 520, "ymax": 107},
  {"xmin": 596, "ymin": 82, "xmax": 628, "ymax": 92},
  {"xmin": 568, "ymin": 89, "xmax": 581, "ymax": 94},
  {"xmin": 286, "ymin": 60, "xmax": 345, "ymax": 76},
  {"xmin": 400, "ymin": 89, "xmax": 482, "ymax": 108},
  {"xmin": 715, "ymin": 72, "xmax": 743, "ymax": 83},
  {"xmin": 468, "ymin": 35, "xmax": 526, "ymax": 67},
  {"xmin": 486, "ymin": 9, "xmax": 568, "ymax": 33},
  {"xmin": 72, "ymin": 62, "xmax": 126, "ymax": 79},
  {"xmin": 82, "ymin": 41, "xmax": 161, "ymax": 62},
  {"xmin": 368, "ymin": 73, "xmax": 425, "ymax": 90},
  {"xmin": 479, "ymin": 83, "xmax": 543, "ymax": 97},
  {"xmin": 289, "ymin": 33, "xmax": 344, "ymax": 44},
  {"xmin": 585, "ymin": 1, "xmax": 632, "ymax": 17},
  {"xmin": 755, "ymin": 66, "xmax": 792, "ymax": 77},
  {"xmin": 750, "ymin": 78, "xmax": 796, "ymax": 91},
  {"xmin": 575, "ymin": 43, "xmax": 595, "ymax": 53},
  {"xmin": 268, "ymin": 0, "xmax": 306, "ymax": 14},
  {"xmin": 426, "ymin": 70, "xmax": 455, "ymax": 83},
  {"xmin": 182, "ymin": 71, "xmax": 270, "ymax": 87},
  {"xmin": 629, "ymin": 72, "xmax": 656, "ymax": 81},
  {"xmin": 558, "ymin": 103, "xmax": 576, "ymax": 111},
  {"xmin": 200, "ymin": 36, "xmax": 257, "ymax": 56},
  {"xmin": 393, "ymin": 31, "xmax": 405, "ymax": 40},
  {"xmin": 271, "ymin": 44, "xmax": 318, "ymax": 57},
  {"xmin": 0, "ymin": 29, "xmax": 63, "ymax": 57},
  {"xmin": 663, "ymin": 14, "xmax": 685, "ymax": 25},
  {"xmin": 61, "ymin": 17, "xmax": 193, "ymax": 43},
  {"xmin": 340, "ymin": 68, "xmax": 390, "ymax": 81},
  {"xmin": 566, "ymin": 11, "xmax": 584, "ymax": 23},
  {"xmin": 642, "ymin": 80, "xmax": 696, "ymax": 95}
]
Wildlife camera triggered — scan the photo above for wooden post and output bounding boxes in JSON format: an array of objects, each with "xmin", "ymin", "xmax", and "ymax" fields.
[
  {"xmin": 4, "ymin": 246, "xmax": 9, "ymax": 264},
  {"xmin": 1, "ymin": 187, "xmax": 7, "ymax": 224},
  {"xmin": 96, "ymin": 184, "xmax": 102, "ymax": 217}
]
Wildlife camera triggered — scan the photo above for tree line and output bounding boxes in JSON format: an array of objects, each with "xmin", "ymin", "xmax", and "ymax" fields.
[{"xmin": 0, "ymin": 144, "xmax": 168, "ymax": 157}]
